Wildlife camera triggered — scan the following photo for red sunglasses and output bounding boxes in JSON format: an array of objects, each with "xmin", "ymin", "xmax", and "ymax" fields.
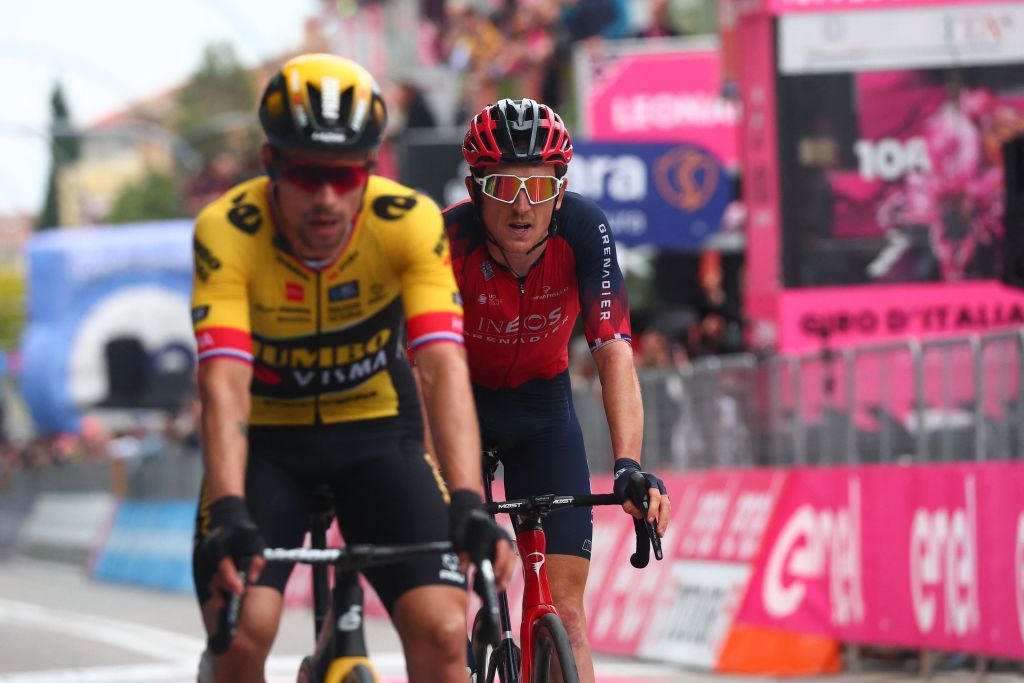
[{"xmin": 276, "ymin": 162, "xmax": 370, "ymax": 194}]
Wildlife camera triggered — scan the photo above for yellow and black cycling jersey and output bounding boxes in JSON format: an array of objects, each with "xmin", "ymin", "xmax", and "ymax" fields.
[{"xmin": 191, "ymin": 175, "xmax": 464, "ymax": 426}]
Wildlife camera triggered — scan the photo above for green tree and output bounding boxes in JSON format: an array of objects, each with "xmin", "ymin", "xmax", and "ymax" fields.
[
  {"xmin": 37, "ymin": 82, "xmax": 82, "ymax": 230},
  {"xmin": 106, "ymin": 169, "xmax": 182, "ymax": 224},
  {"xmin": 0, "ymin": 268, "xmax": 26, "ymax": 350},
  {"xmin": 175, "ymin": 42, "xmax": 259, "ymax": 165}
]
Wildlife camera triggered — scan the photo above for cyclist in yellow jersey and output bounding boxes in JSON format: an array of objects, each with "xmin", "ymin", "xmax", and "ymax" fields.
[{"xmin": 190, "ymin": 54, "xmax": 514, "ymax": 683}]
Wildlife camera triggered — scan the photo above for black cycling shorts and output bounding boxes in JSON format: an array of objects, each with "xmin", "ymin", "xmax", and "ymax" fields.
[
  {"xmin": 472, "ymin": 371, "xmax": 593, "ymax": 559},
  {"xmin": 193, "ymin": 416, "xmax": 465, "ymax": 613}
]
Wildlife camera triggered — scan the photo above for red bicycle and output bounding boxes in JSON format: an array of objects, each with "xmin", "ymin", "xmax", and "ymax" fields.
[{"xmin": 469, "ymin": 450, "xmax": 663, "ymax": 683}]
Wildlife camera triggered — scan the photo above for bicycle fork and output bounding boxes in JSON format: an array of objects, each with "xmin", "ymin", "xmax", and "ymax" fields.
[{"xmin": 515, "ymin": 522, "xmax": 558, "ymax": 677}]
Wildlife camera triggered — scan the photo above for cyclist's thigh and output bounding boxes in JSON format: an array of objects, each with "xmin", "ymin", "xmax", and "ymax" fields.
[
  {"xmin": 192, "ymin": 435, "xmax": 309, "ymax": 605},
  {"xmin": 493, "ymin": 381, "xmax": 593, "ymax": 559},
  {"xmin": 330, "ymin": 421, "xmax": 466, "ymax": 613}
]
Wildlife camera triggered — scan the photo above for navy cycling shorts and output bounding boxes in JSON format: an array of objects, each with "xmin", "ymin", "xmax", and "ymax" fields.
[
  {"xmin": 472, "ymin": 371, "xmax": 593, "ymax": 559},
  {"xmin": 192, "ymin": 416, "xmax": 465, "ymax": 613}
]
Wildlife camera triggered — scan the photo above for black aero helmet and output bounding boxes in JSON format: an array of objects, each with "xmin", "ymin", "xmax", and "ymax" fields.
[{"xmin": 259, "ymin": 53, "xmax": 387, "ymax": 152}]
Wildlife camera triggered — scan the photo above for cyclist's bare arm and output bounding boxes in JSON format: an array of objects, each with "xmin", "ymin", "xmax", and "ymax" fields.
[
  {"xmin": 414, "ymin": 342, "xmax": 482, "ymax": 493},
  {"xmin": 197, "ymin": 359, "xmax": 264, "ymax": 599},
  {"xmin": 592, "ymin": 341, "xmax": 670, "ymax": 535},
  {"xmin": 592, "ymin": 340, "xmax": 643, "ymax": 463},
  {"xmin": 414, "ymin": 342, "xmax": 516, "ymax": 586}
]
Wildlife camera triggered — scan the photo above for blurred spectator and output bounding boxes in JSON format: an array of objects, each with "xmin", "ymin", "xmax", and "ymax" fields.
[
  {"xmin": 389, "ymin": 80, "xmax": 439, "ymax": 134},
  {"xmin": 644, "ymin": 306, "xmax": 699, "ymax": 367},
  {"xmin": 634, "ymin": 0, "xmax": 679, "ymax": 39},
  {"xmin": 439, "ymin": 0, "xmax": 505, "ymax": 122},
  {"xmin": 562, "ymin": 0, "xmax": 627, "ymax": 42},
  {"xmin": 501, "ymin": 4, "xmax": 555, "ymax": 101}
]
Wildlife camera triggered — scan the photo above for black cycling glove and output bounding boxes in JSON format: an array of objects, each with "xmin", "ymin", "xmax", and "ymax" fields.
[
  {"xmin": 449, "ymin": 489, "xmax": 511, "ymax": 562},
  {"xmin": 613, "ymin": 458, "xmax": 668, "ymax": 504},
  {"xmin": 198, "ymin": 496, "xmax": 265, "ymax": 576}
]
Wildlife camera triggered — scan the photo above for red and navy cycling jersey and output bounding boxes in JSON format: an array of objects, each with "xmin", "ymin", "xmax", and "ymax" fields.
[{"xmin": 443, "ymin": 191, "xmax": 632, "ymax": 389}]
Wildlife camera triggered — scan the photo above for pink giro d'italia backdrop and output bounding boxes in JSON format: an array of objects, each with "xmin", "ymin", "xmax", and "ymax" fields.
[
  {"xmin": 736, "ymin": 463, "xmax": 1024, "ymax": 659},
  {"xmin": 737, "ymin": 0, "xmax": 1024, "ymax": 351}
]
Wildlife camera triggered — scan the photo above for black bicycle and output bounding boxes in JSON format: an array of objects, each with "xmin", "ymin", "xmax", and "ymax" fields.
[{"xmin": 209, "ymin": 487, "xmax": 501, "ymax": 682}]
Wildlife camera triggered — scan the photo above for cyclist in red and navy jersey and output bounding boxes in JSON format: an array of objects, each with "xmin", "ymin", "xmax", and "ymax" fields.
[{"xmin": 443, "ymin": 98, "xmax": 672, "ymax": 683}]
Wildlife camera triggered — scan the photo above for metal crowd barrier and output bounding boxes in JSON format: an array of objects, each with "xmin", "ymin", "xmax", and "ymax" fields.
[{"xmin": 573, "ymin": 327, "xmax": 1024, "ymax": 471}]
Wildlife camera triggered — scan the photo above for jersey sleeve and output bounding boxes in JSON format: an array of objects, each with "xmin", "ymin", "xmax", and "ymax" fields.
[
  {"xmin": 569, "ymin": 199, "xmax": 633, "ymax": 352},
  {"xmin": 191, "ymin": 206, "xmax": 254, "ymax": 365},
  {"xmin": 395, "ymin": 193, "xmax": 465, "ymax": 353}
]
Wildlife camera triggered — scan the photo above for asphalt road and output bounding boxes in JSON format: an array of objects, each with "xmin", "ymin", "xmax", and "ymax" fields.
[
  {"xmin": 0, "ymin": 558, "xmax": 689, "ymax": 682},
  {"xmin": 3, "ymin": 559, "xmax": 1023, "ymax": 683}
]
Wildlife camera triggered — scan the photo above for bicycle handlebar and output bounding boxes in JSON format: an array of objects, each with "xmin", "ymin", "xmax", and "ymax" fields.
[
  {"xmin": 207, "ymin": 540, "xmax": 503, "ymax": 654},
  {"xmin": 263, "ymin": 540, "xmax": 453, "ymax": 567},
  {"xmin": 482, "ymin": 473, "xmax": 663, "ymax": 570}
]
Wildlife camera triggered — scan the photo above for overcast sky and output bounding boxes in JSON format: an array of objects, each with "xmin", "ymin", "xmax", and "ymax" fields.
[{"xmin": 0, "ymin": 0, "xmax": 317, "ymax": 216}]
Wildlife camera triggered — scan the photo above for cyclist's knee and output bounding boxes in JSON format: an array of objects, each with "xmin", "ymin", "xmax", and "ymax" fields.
[
  {"xmin": 410, "ymin": 609, "xmax": 466, "ymax": 656},
  {"xmin": 555, "ymin": 604, "xmax": 589, "ymax": 645}
]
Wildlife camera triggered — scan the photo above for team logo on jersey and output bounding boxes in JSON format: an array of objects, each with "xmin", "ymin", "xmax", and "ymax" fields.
[
  {"xmin": 329, "ymin": 280, "xmax": 360, "ymax": 302},
  {"xmin": 285, "ymin": 282, "xmax": 305, "ymax": 302},
  {"xmin": 439, "ymin": 552, "xmax": 465, "ymax": 584},
  {"xmin": 480, "ymin": 260, "xmax": 494, "ymax": 280}
]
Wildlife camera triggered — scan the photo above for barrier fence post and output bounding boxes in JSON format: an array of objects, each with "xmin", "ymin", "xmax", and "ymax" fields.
[
  {"xmin": 768, "ymin": 358, "xmax": 785, "ymax": 466},
  {"xmin": 911, "ymin": 341, "xmax": 927, "ymax": 462},
  {"xmin": 1018, "ymin": 328, "xmax": 1024, "ymax": 460},
  {"xmin": 843, "ymin": 347, "xmax": 856, "ymax": 464},
  {"xmin": 879, "ymin": 348, "xmax": 892, "ymax": 462},
  {"xmin": 971, "ymin": 335, "xmax": 984, "ymax": 461},
  {"xmin": 792, "ymin": 355, "xmax": 806, "ymax": 465}
]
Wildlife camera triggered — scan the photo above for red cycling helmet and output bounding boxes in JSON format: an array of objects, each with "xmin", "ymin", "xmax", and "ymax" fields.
[{"xmin": 463, "ymin": 98, "xmax": 573, "ymax": 175}]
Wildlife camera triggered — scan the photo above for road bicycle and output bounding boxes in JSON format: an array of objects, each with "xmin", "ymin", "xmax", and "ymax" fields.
[
  {"xmin": 209, "ymin": 486, "xmax": 501, "ymax": 682},
  {"xmin": 468, "ymin": 450, "xmax": 663, "ymax": 683}
]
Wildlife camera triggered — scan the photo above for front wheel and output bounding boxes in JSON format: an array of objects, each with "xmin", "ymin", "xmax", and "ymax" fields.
[
  {"xmin": 471, "ymin": 608, "xmax": 520, "ymax": 682},
  {"xmin": 530, "ymin": 614, "xmax": 579, "ymax": 683}
]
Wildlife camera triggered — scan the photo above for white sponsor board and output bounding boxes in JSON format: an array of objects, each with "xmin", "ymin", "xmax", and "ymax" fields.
[
  {"xmin": 638, "ymin": 560, "xmax": 750, "ymax": 668},
  {"xmin": 779, "ymin": 3, "xmax": 1024, "ymax": 74}
]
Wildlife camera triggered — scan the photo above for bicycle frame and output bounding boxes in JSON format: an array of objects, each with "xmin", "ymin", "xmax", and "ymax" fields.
[
  {"xmin": 514, "ymin": 514, "xmax": 558, "ymax": 678},
  {"xmin": 478, "ymin": 449, "xmax": 660, "ymax": 682}
]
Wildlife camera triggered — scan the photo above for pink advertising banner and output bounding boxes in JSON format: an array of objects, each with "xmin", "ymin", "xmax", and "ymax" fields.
[
  {"xmin": 736, "ymin": 462, "xmax": 1024, "ymax": 659},
  {"xmin": 737, "ymin": 13, "xmax": 783, "ymax": 350},
  {"xmin": 581, "ymin": 44, "xmax": 739, "ymax": 166},
  {"xmin": 778, "ymin": 281, "xmax": 1024, "ymax": 352},
  {"xmin": 765, "ymin": 0, "xmax": 1021, "ymax": 14},
  {"xmin": 588, "ymin": 469, "xmax": 787, "ymax": 664}
]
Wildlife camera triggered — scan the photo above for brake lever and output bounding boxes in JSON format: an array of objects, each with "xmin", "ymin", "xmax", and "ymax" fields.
[
  {"xmin": 626, "ymin": 471, "xmax": 663, "ymax": 568},
  {"xmin": 475, "ymin": 558, "xmax": 502, "ymax": 648},
  {"xmin": 207, "ymin": 558, "xmax": 251, "ymax": 654}
]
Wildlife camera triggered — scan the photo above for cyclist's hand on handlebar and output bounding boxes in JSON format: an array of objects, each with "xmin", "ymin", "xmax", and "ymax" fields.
[
  {"xmin": 613, "ymin": 458, "xmax": 671, "ymax": 537},
  {"xmin": 199, "ymin": 496, "xmax": 266, "ymax": 607},
  {"xmin": 449, "ymin": 489, "xmax": 515, "ymax": 589}
]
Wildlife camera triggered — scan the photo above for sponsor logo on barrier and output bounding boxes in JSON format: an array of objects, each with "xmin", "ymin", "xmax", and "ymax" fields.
[
  {"xmin": 762, "ymin": 477, "xmax": 864, "ymax": 626},
  {"xmin": 638, "ymin": 560, "xmax": 750, "ymax": 667},
  {"xmin": 682, "ymin": 488, "xmax": 730, "ymax": 557},
  {"xmin": 1017, "ymin": 513, "xmax": 1024, "ymax": 647},
  {"xmin": 910, "ymin": 475, "xmax": 979, "ymax": 637},
  {"xmin": 719, "ymin": 489, "xmax": 776, "ymax": 561}
]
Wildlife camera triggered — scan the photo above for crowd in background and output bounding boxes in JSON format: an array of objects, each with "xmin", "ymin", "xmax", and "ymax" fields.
[
  {"xmin": 0, "ymin": 385, "xmax": 200, "ymax": 490},
  {"xmin": 1, "ymin": 0, "xmax": 729, "ymax": 470},
  {"xmin": 424, "ymin": 0, "xmax": 682, "ymax": 124}
]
